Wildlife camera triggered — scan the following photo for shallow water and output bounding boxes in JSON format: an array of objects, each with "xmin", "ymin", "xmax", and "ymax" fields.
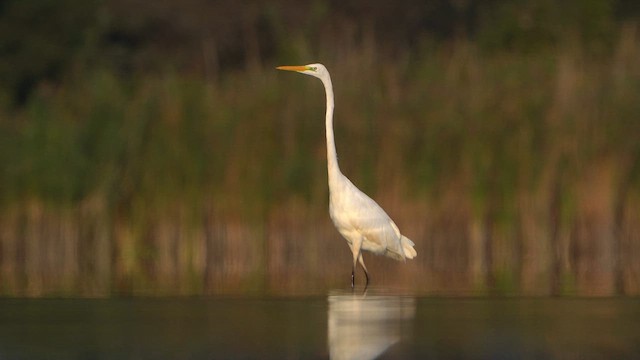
[{"xmin": 0, "ymin": 291, "xmax": 639, "ymax": 359}]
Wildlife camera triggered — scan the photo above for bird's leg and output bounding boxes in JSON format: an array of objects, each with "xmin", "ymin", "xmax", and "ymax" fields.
[
  {"xmin": 358, "ymin": 254, "xmax": 370, "ymax": 289},
  {"xmin": 351, "ymin": 269, "xmax": 355, "ymax": 289},
  {"xmin": 351, "ymin": 236, "xmax": 364, "ymax": 289}
]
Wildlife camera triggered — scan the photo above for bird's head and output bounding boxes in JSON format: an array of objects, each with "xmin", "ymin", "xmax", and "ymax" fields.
[{"xmin": 276, "ymin": 63, "xmax": 328, "ymax": 80}]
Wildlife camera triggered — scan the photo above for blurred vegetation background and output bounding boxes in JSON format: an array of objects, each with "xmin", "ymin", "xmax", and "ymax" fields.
[{"xmin": 1, "ymin": 0, "xmax": 640, "ymax": 296}]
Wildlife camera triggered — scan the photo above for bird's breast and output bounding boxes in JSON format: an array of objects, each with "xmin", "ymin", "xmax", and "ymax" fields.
[{"xmin": 329, "ymin": 196, "xmax": 355, "ymax": 232}]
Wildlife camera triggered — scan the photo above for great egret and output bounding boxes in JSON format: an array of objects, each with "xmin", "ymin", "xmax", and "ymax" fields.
[{"xmin": 277, "ymin": 63, "xmax": 417, "ymax": 288}]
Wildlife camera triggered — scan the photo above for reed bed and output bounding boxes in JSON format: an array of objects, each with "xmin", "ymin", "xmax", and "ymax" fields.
[{"xmin": 1, "ymin": 28, "xmax": 639, "ymax": 296}]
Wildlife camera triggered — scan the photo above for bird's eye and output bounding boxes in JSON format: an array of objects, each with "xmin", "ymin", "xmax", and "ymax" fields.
[{"xmin": 310, "ymin": 67, "xmax": 317, "ymax": 71}]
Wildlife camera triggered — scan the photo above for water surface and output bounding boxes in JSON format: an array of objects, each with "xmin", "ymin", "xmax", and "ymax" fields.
[{"xmin": 1, "ymin": 291, "xmax": 639, "ymax": 359}]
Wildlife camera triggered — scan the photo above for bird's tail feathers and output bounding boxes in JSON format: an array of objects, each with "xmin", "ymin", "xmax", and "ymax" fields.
[
  {"xmin": 386, "ymin": 235, "xmax": 417, "ymax": 261},
  {"xmin": 401, "ymin": 236, "xmax": 417, "ymax": 259},
  {"xmin": 385, "ymin": 250, "xmax": 405, "ymax": 261}
]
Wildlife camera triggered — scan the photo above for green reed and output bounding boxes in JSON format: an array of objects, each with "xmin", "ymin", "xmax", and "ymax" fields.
[{"xmin": 1, "ymin": 30, "xmax": 639, "ymax": 296}]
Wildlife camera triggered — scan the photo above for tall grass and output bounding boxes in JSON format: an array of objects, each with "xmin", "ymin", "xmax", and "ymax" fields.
[{"xmin": 1, "ymin": 27, "xmax": 640, "ymax": 296}]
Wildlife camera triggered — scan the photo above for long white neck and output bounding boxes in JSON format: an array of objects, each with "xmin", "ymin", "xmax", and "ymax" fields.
[{"xmin": 320, "ymin": 73, "xmax": 342, "ymax": 188}]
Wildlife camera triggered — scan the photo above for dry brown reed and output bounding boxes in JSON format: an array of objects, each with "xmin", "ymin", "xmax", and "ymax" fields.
[{"xmin": 1, "ymin": 27, "xmax": 640, "ymax": 296}]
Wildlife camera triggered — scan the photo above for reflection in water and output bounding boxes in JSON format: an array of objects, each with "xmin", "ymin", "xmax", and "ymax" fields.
[{"xmin": 328, "ymin": 290, "xmax": 416, "ymax": 360}]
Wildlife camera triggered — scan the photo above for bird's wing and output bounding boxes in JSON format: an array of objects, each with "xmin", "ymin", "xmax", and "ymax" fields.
[{"xmin": 335, "ymin": 177, "xmax": 405, "ymax": 255}]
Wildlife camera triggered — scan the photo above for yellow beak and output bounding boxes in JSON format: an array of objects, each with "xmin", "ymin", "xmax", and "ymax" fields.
[{"xmin": 276, "ymin": 65, "xmax": 309, "ymax": 72}]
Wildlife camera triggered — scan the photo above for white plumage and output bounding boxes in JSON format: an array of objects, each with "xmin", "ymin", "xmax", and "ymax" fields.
[{"xmin": 277, "ymin": 63, "xmax": 416, "ymax": 287}]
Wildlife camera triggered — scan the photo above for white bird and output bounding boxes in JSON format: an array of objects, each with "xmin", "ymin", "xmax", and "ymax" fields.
[{"xmin": 277, "ymin": 63, "xmax": 417, "ymax": 288}]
